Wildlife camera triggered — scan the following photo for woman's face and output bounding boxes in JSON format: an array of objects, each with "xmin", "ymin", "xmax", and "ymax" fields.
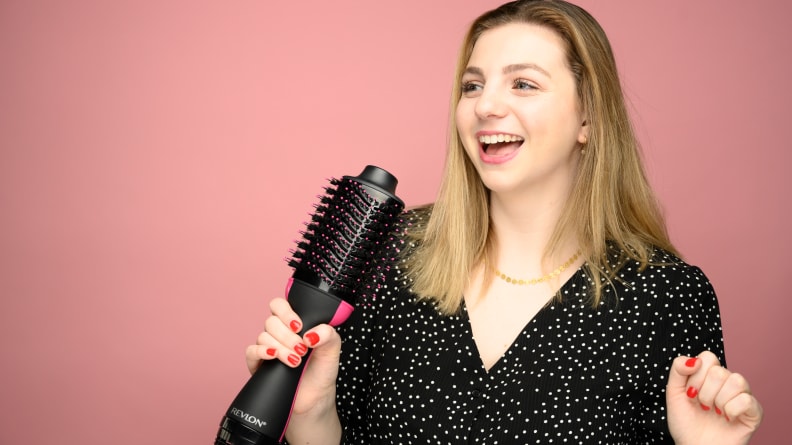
[{"xmin": 456, "ymin": 23, "xmax": 588, "ymax": 198}]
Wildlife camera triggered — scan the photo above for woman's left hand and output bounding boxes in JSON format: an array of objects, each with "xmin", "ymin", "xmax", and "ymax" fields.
[{"xmin": 666, "ymin": 351, "xmax": 763, "ymax": 445}]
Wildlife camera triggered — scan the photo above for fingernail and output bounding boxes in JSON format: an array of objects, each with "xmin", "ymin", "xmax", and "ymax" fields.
[
  {"xmin": 700, "ymin": 404, "xmax": 711, "ymax": 411},
  {"xmin": 305, "ymin": 332, "xmax": 320, "ymax": 346},
  {"xmin": 265, "ymin": 348, "xmax": 277, "ymax": 356},
  {"xmin": 686, "ymin": 387, "xmax": 698, "ymax": 398},
  {"xmin": 294, "ymin": 343, "xmax": 307, "ymax": 356},
  {"xmin": 287, "ymin": 354, "xmax": 300, "ymax": 366},
  {"xmin": 685, "ymin": 357, "xmax": 698, "ymax": 367},
  {"xmin": 715, "ymin": 407, "xmax": 722, "ymax": 415},
  {"xmin": 289, "ymin": 320, "xmax": 301, "ymax": 332}
]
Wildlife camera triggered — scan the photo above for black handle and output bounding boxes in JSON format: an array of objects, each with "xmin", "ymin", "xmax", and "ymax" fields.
[{"xmin": 217, "ymin": 280, "xmax": 350, "ymax": 444}]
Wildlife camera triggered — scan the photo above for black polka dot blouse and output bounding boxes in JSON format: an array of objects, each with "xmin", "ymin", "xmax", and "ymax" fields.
[{"xmin": 333, "ymin": 212, "xmax": 726, "ymax": 444}]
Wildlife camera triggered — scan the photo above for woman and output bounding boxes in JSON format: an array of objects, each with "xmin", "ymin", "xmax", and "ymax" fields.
[{"xmin": 249, "ymin": 1, "xmax": 763, "ymax": 443}]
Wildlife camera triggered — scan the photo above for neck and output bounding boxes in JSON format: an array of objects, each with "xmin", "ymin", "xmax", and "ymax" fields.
[{"xmin": 488, "ymin": 186, "xmax": 577, "ymax": 273}]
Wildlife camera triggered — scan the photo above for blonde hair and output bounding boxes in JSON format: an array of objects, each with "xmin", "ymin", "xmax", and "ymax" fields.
[{"xmin": 406, "ymin": 0, "xmax": 676, "ymax": 315}]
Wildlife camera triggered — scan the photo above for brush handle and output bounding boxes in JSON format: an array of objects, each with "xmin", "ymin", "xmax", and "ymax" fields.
[{"xmin": 216, "ymin": 280, "xmax": 352, "ymax": 444}]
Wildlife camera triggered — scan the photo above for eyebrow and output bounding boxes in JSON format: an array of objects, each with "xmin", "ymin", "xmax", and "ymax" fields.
[{"xmin": 464, "ymin": 63, "xmax": 552, "ymax": 78}]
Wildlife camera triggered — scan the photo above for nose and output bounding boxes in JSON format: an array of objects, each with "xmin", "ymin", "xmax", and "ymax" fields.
[{"xmin": 474, "ymin": 85, "xmax": 507, "ymax": 120}]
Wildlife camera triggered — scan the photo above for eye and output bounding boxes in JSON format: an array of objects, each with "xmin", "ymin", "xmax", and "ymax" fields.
[
  {"xmin": 513, "ymin": 79, "xmax": 538, "ymax": 91},
  {"xmin": 461, "ymin": 81, "xmax": 483, "ymax": 96}
]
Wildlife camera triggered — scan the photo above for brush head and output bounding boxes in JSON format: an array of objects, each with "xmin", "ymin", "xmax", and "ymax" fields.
[{"xmin": 287, "ymin": 166, "xmax": 404, "ymax": 303}]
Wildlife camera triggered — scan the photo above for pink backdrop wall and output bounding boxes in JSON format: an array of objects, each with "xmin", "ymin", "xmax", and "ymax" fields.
[{"xmin": 1, "ymin": 1, "xmax": 789, "ymax": 443}]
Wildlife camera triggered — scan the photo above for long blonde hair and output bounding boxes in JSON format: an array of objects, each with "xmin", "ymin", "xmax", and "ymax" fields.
[{"xmin": 406, "ymin": 0, "xmax": 676, "ymax": 315}]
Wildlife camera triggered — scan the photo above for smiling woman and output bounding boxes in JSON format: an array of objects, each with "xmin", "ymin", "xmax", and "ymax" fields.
[
  {"xmin": 456, "ymin": 23, "xmax": 586, "ymax": 197},
  {"xmin": 1, "ymin": 0, "xmax": 783, "ymax": 443},
  {"xmin": 245, "ymin": 1, "xmax": 763, "ymax": 444}
]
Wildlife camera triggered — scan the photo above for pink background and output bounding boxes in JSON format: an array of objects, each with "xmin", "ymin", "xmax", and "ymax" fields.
[{"xmin": 1, "ymin": 0, "xmax": 789, "ymax": 443}]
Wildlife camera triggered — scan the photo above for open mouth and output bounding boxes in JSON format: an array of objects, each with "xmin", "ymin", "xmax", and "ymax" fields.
[{"xmin": 479, "ymin": 134, "xmax": 524, "ymax": 157}]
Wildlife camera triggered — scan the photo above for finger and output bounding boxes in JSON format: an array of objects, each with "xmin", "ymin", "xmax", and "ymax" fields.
[
  {"xmin": 303, "ymin": 324, "xmax": 342, "ymax": 350},
  {"xmin": 714, "ymin": 371, "xmax": 753, "ymax": 420},
  {"xmin": 264, "ymin": 315, "xmax": 311, "ymax": 366},
  {"xmin": 667, "ymin": 354, "xmax": 702, "ymax": 397},
  {"xmin": 269, "ymin": 297, "xmax": 303, "ymax": 333},
  {"xmin": 697, "ymin": 364, "xmax": 729, "ymax": 412},
  {"xmin": 245, "ymin": 341, "xmax": 277, "ymax": 374},
  {"xmin": 723, "ymin": 392, "xmax": 763, "ymax": 427},
  {"xmin": 682, "ymin": 351, "xmax": 721, "ymax": 400},
  {"xmin": 250, "ymin": 328, "xmax": 304, "ymax": 370},
  {"xmin": 263, "ymin": 311, "xmax": 298, "ymax": 340}
]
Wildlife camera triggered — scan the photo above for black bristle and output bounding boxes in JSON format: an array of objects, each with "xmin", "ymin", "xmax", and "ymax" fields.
[{"xmin": 286, "ymin": 176, "xmax": 404, "ymax": 300}]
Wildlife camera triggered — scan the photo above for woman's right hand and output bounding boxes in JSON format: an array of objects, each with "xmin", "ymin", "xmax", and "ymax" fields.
[{"xmin": 245, "ymin": 297, "xmax": 343, "ymax": 419}]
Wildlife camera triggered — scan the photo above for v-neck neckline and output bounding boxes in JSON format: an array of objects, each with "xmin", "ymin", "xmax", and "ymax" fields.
[{"xmin": 462, "ymin": 266, "xmax": 585, "ymax": 373}]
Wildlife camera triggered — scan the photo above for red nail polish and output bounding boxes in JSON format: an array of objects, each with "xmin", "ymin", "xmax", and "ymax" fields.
[
  {"xmin": 715, "ymin": 407, "xmax": 722, "ymax": 415},
  {"xmin": 265, "ymin": 348, "xmax": 277, "ymax": 356},
  {"xmin": 685, "ymin": 357, "xmax": 698, "ymax": 367},
  {"xmin": 686, "ymin": 387, "xmax": 698, "ymax": 398},
  {"xmin": 305, "ymin": 332, "xmax": 320, "ymax": 346},
  {"xmin": 289, "ymin": 320, "xmax": 301, "ymax": 332},
  {"xmin": 700, "ymin": 404, "xmax": 711, "ymax": 411},
  {"xmin": 294, "ymin": 343, "xmax": 307, "ymax": 356},
  {"xmin": 287, "ymin": 354, "xmax": 300, "ymax": 366}
]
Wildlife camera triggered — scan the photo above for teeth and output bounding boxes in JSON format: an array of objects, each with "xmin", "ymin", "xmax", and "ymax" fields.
[{"xmin": 479, "ymin": 134, "xmax": 524, "ymax": 144}]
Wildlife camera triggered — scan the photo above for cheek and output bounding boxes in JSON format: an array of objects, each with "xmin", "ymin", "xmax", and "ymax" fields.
[
  {"xmin": 454, "ymin": 101, "xmax": 469, "ymax": 130},
  {"xmin": 456, "ymin": 96, "xmax": 483, "ymax": 129},
  {"xmin": 454, "ymin": 102, "xmax": 477, "ymax": 150},
  {"xmin": 532, "ymin": 105, "xmax": 582, "ymax": 146}
]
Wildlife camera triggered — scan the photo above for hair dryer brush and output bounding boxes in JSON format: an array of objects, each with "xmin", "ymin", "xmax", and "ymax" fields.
[{"xmin": 215, "ymin": 165, "xmax": 404, "ymax": 445}]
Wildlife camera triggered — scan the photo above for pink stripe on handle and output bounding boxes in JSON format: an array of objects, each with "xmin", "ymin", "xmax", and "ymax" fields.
[
  {"xmin": 284, "ymin": 277, "xmax": 294, "ymax": 298},
  {"xmin": 328, "ymin": 300, "xmax": 354, "ymax": 326}
]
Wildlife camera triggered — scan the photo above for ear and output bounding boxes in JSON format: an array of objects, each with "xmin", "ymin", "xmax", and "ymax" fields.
[{"xmin": 577, "ymin": 117, "xmax": 589, "ymax": 144}]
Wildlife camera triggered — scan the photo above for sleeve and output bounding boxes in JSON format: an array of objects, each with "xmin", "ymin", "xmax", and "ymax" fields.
[
  {"xmin": 636, "ymin": 262, "xmax": 726, "ymax": 443},
  {"xmin": 661, "ymin": 265, "xmax": 726, "ymax": 365}
]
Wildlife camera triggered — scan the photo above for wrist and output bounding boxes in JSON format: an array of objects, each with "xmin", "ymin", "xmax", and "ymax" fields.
[{"xmin": 284, "ymin": 400, "xmax": 341, "ymax": 445}]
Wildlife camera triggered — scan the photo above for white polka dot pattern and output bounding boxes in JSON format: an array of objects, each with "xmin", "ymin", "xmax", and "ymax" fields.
[{"xmin": 333, "ymin": 212, "xmax": 725, "ymax": 444}]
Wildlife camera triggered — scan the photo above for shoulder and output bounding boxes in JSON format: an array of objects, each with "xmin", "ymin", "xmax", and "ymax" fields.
[
  {"xmin": 607, "ymin": 245, "xmax": 712, "ymax": 289},
  {"xmin": 646, "ymin": 248, "xmax": 712, "ymax": 292},
  {"xmin": 602, "ymin": 245, "xmax": 719, "ymax": 315}
]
